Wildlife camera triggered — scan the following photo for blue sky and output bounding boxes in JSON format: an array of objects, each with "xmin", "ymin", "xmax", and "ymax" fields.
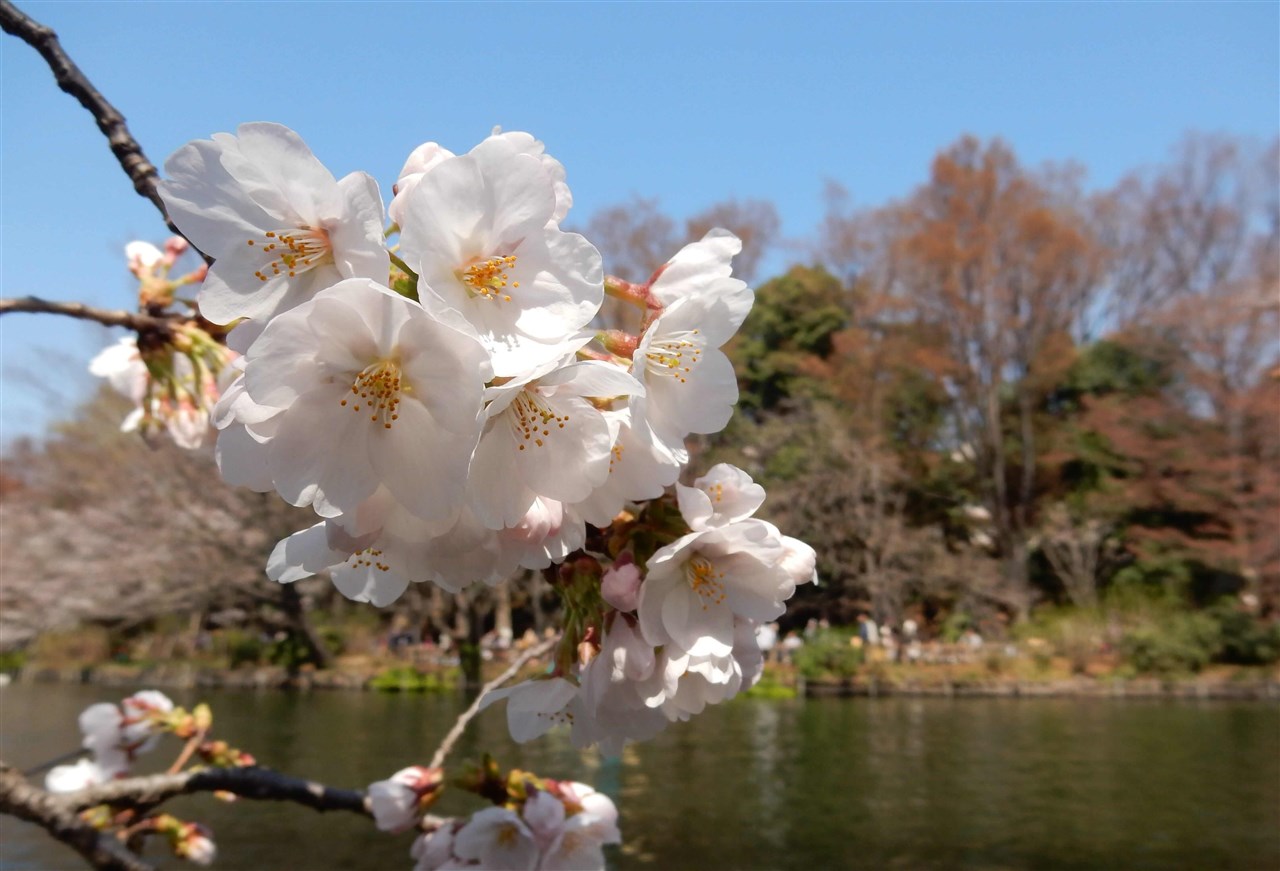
[{"xmin": 2, "ymin": 1, "xmax": 1277, "ymax": 442}]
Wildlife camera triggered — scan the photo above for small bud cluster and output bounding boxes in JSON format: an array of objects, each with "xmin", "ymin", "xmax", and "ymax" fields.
[
  {"xmin": 45, "ymin": 690, "xmax": 177, "ymax": 792},
  {"xmin": 43, "ymin": 693, "xmax": 254, "ymax": 865},
  {"xmin": 89, "ymin": 240, "xmax": 233, "ymax": 449},
  {"xmin": 375, "ymin": 757, "xmax": 621, "ymax": 871}
]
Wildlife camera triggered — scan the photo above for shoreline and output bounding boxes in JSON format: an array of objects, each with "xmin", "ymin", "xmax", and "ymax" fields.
[{"xmin": 10, "ymin": 662, "xmax": 1280, "ymax": 701}]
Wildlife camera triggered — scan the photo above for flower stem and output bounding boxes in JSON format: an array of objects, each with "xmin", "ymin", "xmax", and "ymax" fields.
[
  {"xmin": 389, "ymin": 252, "xmax": 417, "ymax": 281},
  {"xmin": 603, "ymin": 275, "xmax": 649, "ymax": 308}
]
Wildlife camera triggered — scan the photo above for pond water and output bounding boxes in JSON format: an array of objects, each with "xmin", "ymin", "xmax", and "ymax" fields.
[{"xmin": 1, "ymin": 683, "xmax": 1277, "ymax": 870}]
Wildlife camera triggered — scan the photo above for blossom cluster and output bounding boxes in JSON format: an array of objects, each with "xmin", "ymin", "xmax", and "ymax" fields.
[
  {"xmin": 416, "ymin": 781, "xmax": 619, "ymax": 871},
  {"xmin": 487, "ymin": 463, "xmax": 814, "ymax": 754},
  {"xmin": 147, "ymin": 121, "xmax": 771, "ymax": 607},
  {"xmin": 145, "ymin": 123, "xmax": 817, "ymax": 760},
  {"xmin": 366, "ymin": 763, "xmax": 620, "ymax": 871},
  {"xmin": 89, "ymin": 238, "xmax": 233, "ymax": 448},
  {"xmin": 45, "ymin": 689, "xmax": 176, "ymax": 792},
  {"xmin": 41, "ymin": 691, "xmax": 247, "ymax": 866}
]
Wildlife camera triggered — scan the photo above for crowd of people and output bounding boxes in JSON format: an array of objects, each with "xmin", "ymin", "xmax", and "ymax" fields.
[{"xmin": 751, "ymin": 614, "xmax": 992, "ymax": 666}]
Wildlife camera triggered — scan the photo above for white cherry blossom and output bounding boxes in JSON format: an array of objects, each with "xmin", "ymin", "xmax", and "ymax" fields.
[
  {"xmin": 398, "ymin": 136, "xmax": 603, "ymax": 376},
  {"xmin": 179, "ymin": 827, "xmax": 217, "ymax": 866},
  {"xmin": 368, "ymin": 766, "xmax": 436, "ymax": 833},
  {"xmin": 452, "ymin": 807, "xmax": 539, "ymax": 871},
  {"xmin": 45, "ymin": 756, "xmax": 122, "ymax": 793},
  {"xmin": 677, "ymin": 463, "xmax": 767, "ymax": 530},
  {"xmin": 572, "ymin": 402, "xmax": 685, "ymax": 529},
  {"xmin": 388, "ymin": 141, "xmax": 455, "ymax": 228},
  {"xmin": 159, "ymin": 122, "xmax": 388, "ymax": 327},
  {"xmin": 89, "ymin": 337, "xmax": 147, "ymax": 403},
  {"xmin": 540, "ymin": 810, "xmax": 619, "ymax": 871},
  {"xmin": 637, "ymin": 520, "xmax": 805, "ymax": 658},
  {"xmin": 482, "ymin": 678, "xmax": 578, "ymax": 744},
  {"xmin": 469, "ymin": 357, "xmax": 641, "ymax": 529},
  {"xmin": 647, "ymin": 228, "xmax": 743, "ymax": 306},
  {"xmin": 632, "ymin": 282, "xmax": 752, "ymax": 448},
  {"xmin": 239, "ymin": 279, "xmax": 489, "ymax": 522}
]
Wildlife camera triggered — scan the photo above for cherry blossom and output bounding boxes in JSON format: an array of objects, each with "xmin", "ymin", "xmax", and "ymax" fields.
[
  {"xmin": 631, "ymin": 282, "xmax": 752, "ymax": 449},
  {"xmin": 89, "ymin": 337, "xmax": 147, "ymax": 403},
  {"xmin": 676, "ymin": 462, "xmax": 767, "ymax": 530},
  {"xmin": 398, "ymin": 136, "xmax": 603, "ymax": 376},
  {"xmin": 600, "ymin": 559, "xmax": 642, "ymax": 612},
  {"xmin": 469, "ymin": 357, "xmax": 642, "ymax": 529},
  {"xmin": 368, "ymin": 766, "xmax": 438, "ymax": 833},
  {"xmin": 481, "ymin": 678, "xmax": 579, "ymax": 744},
  {"xmin": 44, "ymin": 756, "xmax": 124, "ymax": 794},
  {"xmin": 176, "ymin": 825, "xmax": 217, "ymax": 866},
  {"xmin": 388, "ymin": 141, "xmax": 455, "ymax": 228},
  {"xmin": 238, "ymin": 278, "xmax": 489, "ymax": 522},
  {"xmin": 572, "ymin": 402, "xmax": 684, "ymax": 529},
  {"xmin": 158, "ymin": 122, "xmax": 388, "ymax": 327},
  {"xmin": 452, "ymin": 806, "xmax": 539, "ymax": 871},
  {"xmin": 637, "ymin": 520, "xmax": 805, "ymax": 658}
]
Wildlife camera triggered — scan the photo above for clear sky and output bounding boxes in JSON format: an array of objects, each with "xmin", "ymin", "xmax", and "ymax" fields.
[{"xmin": 2, "ymin": 1, "xmax": 1277, "ymax": 442}]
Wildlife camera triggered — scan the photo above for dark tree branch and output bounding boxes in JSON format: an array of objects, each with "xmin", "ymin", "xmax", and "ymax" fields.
[
  {"xmin": 0, "ymin": 296, "xmax": 179, "ymax": 332},
  {"xmin": 0, "ymin": 764, "xmax": 153, "ymax": 871},
  {"xmin": 0, "ymin": 0, "xmax": 200, "ymax": 253},
  {"xmin": 62, "ymin": 765, "xmax": 372, "ymax": 816}
]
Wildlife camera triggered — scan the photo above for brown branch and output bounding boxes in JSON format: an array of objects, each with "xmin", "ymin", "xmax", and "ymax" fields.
[
  {"xmin": 430, "ymin": 635, "xmax": 557, "ymax": 770},
  {"xmin": 0, "ymin": 0, "xmax": 176, "ymax": 235},
  {"xmin": 0, "ymin": 296, "xmax": 177, "ymax": 333},
  {"xmin": 62, "ymin": 765, "xmax": 372, "ymax": 816},
  {"xmin": 0, "ymin": 764, "xmax": 153, "ymax": 871}
]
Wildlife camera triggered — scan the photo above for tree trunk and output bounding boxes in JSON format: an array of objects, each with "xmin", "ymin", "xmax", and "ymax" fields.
[{"xmin": 279, "ymin": 582, "xmax": 330, "ymax": 671}]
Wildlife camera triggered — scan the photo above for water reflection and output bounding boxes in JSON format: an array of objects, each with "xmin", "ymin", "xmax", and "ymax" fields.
[{"xmin": 1, "ymin": 686, "xmax": 1277, "ymax": 870}]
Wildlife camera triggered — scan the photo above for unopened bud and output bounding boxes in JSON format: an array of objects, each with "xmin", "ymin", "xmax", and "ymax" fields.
[
  {"xmin": 601, "ymin": 560, "xmax": 642, "ymax": 613},
  {"xmin": 163, "ymin": 236, "xmax": 190, "ymax": 264},
  {"xmin": 192, "ymin": 703, "xmax": 213, "ymax": 733}
]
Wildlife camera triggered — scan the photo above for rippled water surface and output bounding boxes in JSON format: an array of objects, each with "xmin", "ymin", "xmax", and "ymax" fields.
[{"xmin": 2, "ymin": 684, "xmax": 1277, "ymax": 870}]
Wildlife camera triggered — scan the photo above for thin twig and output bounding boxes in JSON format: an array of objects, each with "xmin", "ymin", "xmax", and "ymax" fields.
[
  {"xmin": 23, "ymin": 748, "xmax": 85, "ymax": 778},
  {"xmin": 0, "ymin": 0, "xmax": 180, "ymax": 239},
  {"xmin": 164, "ymin": 729, "xmax": 206, "ymax": 776},
  {"xmin": 429, "ymin": 636, "xmax": 557, "ymax": 770},
  {"xmin": 0, "ymin": 296, "xmax": 177, "ymax": 333}
]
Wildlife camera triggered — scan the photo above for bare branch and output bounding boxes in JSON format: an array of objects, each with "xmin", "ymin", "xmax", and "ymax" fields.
[
  {"xmin": 430, "ymin": 636, "xmax": 557, "ymax": 770},
  {"xmin": 61, "ymin": 765, "xmax": 371, "ymax": 816},
  {"xmin": 0, "ymin": 763, "xmax": 153, "ymax": 871},
  {"xmin": 0, "ymin": 296, "xmax": 178, "ymax": 332},
  {"xmin": 0, "ymin": 0, "xmax": 185, "ymax": 237}
]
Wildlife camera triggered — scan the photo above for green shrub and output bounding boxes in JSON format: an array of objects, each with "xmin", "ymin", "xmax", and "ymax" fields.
[
  {"xmin": 793, "ymin": 629, "xmax": 863, "ymax": 680},
  {"xmin": 1015, "ymin": 606, "xmax": 1105, "ymax": 673},
  {"xmin": 0, "ymin": 649, "xmax": 27, "ymax": 672},
  {"xmin": 370, "ymin": 666, "xmax": 459, "ymax": 692},
  {"xmin": 1209, "ymin": 603, "xmax": 1280, "ymax": 666},
  {"xmin": 267, "ymin": 633, "xmax": 315, "ymax": 671},
  {"xmin": 223, "ymin": 630, "xmax": 265, "ymax": 669},
  {"xmin": 939, "ymin": 612, "xmax": 971, "ymax": 644},
  {"xmin": 1120, "ymin": 612, "xmax": 1221, "ymax": 675},
  {"xmin": 740, "ymin": 670, "xmax": 797, "ymax": 699}
]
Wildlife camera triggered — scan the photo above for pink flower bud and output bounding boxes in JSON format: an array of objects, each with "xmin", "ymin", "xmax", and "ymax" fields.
[
  {"xmin": 601, "ymin": 562, "xmax": 642, "ymax": 613},
  {"xmin": 163, "ymin": 236, "xmax": 190, "ymax": 265}
]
